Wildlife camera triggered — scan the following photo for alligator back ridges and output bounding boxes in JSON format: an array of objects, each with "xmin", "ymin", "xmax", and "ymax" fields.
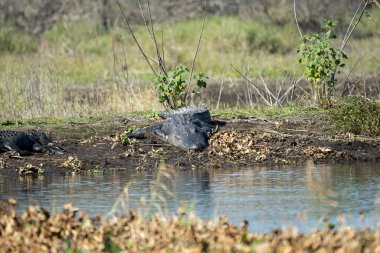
[{"xmin": 159, "ymin": 104, "xmax": 211, "ymax": 123}]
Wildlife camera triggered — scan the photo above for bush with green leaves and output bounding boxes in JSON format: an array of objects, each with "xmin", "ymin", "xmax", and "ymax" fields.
[
  {"xmin": 0, "ymin": 27, "xmax": 38, "ymax": 54},
  {"xmin": 330, "ymin": 96, "xmax": 380, "ymax": 135},
  {"xmin": 152, "ymin": 65, "xmax": 208, "ymax": 109},
  {"xmin": 297, "ymin": 19, "xmax": 348, "ymax": 107}
]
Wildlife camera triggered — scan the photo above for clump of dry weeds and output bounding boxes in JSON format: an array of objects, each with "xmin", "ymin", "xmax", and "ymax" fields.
[
  {"xmin": 208, "ymin": 129, "xmax": 352, "ymax": 164},
  {"xmin": 61, "ymin": 156, "xmax": 83, "ymax": 171},
  {"xmin": 208, "ymin": 129, "xmax": 284, "ymax": 163},
  {"xmin": 16, "ymin": 163, "xmax": 44, "ymax": 174},
  {"xmin": 1, "ymin": 200, "xmax": 380, "ymax": 252}
]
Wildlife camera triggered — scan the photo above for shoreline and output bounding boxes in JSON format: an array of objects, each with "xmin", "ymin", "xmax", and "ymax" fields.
[{"xmin": 1, "ymin": 112, "xmax": 379, "ymax": 176}]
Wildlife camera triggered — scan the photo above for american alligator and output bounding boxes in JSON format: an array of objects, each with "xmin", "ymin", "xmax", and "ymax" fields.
[
  {"xmin": 127, "ymin": 104, "xmax": 217, "ymax": 150},
  {"xmin": 0, "ymin": 130, "xmax": 63, "ymax": 155}
]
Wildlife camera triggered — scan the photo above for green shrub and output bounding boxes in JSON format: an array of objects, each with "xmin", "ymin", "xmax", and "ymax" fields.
[
  {"xmin": 297, "ymin": 19, "xmax": 348, "ymax": 107},
  {"xmin": 330, "ymin": 96, "xmax": 380, "ymax": 135},
  {"xmin": 0, "ymin": 27, "xmax": 38, "ymax": 54},
  {"xmin": 152, "ymin": 65, "xmax": 207, "ymax": 109}
]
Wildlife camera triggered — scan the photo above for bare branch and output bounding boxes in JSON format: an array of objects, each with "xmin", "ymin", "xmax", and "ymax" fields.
[
  {"xmin": 328, "ymin": 0, "xmax": 369, "ymax": 88},
  {"xmin": 146, "ymin": 0, "xmax": 167, "ymax": 75},
  {"xmin": 341, "ymin": 1, "xmax": 367, "ymax": 51},
  {"xmin": 342, "ymin": 1, "xmax": 363, "ymax": 49},
  {"xmin": 279, "ymin": 77, "xmax": 303, "ymax": 104},
  {"xmin": 115, "ymin": 0, "xmax": 157, "ymax": 76},
  {"xmin": 136, "ymin": 0, "xmax": 165, "ymax": 73},
  {"xmin": 119, "ymin": 30, "xmax": 130, "ymax": 87},
  {"xmin": 161, "ymin": 26, "xmax": 165, "ymax": 68},
  {"xmin": 293, "ymin": 0, "xmax": 303, "ymax": 38},
  {"xmin": 231, "ymin": 64, "xmax": 272, "ymax": 107},
  {"xmin": 184, "ymin": 0, "xmax": 207, "ymax": 105},
  {"xmin": 258, "ymin": 72, "xmax": 277, "ymax": 106}
]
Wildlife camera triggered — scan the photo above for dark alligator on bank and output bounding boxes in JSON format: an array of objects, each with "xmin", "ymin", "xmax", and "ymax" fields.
[
  {"xmin": 0, "ymin": 130, "xmax": 63, "ymax": 155},
  {"xmin": 127, "ymin": 104, "xmax": 217, "ymax": 150}
]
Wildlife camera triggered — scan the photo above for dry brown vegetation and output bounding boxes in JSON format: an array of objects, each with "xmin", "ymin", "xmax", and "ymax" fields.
[{"xmin": 1, "ymin": 200, "xmax": 380, "ymax": 253}]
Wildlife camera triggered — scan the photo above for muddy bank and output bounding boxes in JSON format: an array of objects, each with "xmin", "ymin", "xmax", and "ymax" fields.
[{"xmin": 0, "ymin": 113, "xmax": 379, "ymax": 176}]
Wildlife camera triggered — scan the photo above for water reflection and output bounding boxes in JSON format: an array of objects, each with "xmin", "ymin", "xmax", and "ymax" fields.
[{"xmin": 1, "ymin": 162, "xmax": 380, "ymax": 232}]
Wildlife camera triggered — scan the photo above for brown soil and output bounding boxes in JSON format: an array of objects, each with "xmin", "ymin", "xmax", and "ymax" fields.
[{"xmin": 1, "ymin": 113, "xmax": 379, "ymax": 176}]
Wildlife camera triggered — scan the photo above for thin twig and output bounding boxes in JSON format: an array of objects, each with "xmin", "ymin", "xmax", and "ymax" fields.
[
  {"xmin": 161, "ymin": 26, "xmax": 165, "ymax": 67},
  {"xmin": 231, "ymin": 64, "xmax": 271, "ymax": 106},
  {"xmin": 231, "ymin": 65, "xmax": 270, "ymax": 97},
  {"xmin": 341, "ymin": 1, "xmax": 368, "ymax": 51},
  {"xmin": 216, "ymin": 74, "xmax": 225, "ymax": 110},
  {"xmin": 341, "ymin": 56, "xmax": 362, "ymax": 96},
  {"xmin": 279, "ymin": 77, "xmax": 303, "ymax": 104},
  {"xmin": 342, "ymin": 1, "xmax": 363, "ymax": 49},
  {"xmin": 293, "ymin": 0, "xmax": 303, "ymax": 38},
  {"xmin": 119, "ymin": 30, "xmax": 130, "ymax": 88},
  {"xmin": 259, "ymin": 72, "xmax": 280, "ymax": 106},
  {"xmin": 112, "ymin": 36, "xmax": 117, "ymax": 81},
  {"xmin": 277, "ymin": 72, "xmax": 289, "ymax": 98},
  {"xmin": 146, "ymin": 0, "xmax": 167, "ymax": 75},
  {"xmin": 115, "ymin": 0, "xmax": 157, "ymax": 76},
  {"xmin": 184, "ymin": 0, "xmax": 207, "ymax": 105},
  {"xmin": 136, "ymin": 0, "xmax": 161, "ymax": 67},
  {"xmin": 330, "ymin": 0, "xmax": 368, "ymax": 87}
]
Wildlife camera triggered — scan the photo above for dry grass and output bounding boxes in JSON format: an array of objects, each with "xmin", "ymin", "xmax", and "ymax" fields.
[
  {"xmin": 0, "ymin": 60, "xmax": 162, "ymax": 119},
  {"xmin": 1, "ymin": 199, "xmax": 380, "ymax": 252}
]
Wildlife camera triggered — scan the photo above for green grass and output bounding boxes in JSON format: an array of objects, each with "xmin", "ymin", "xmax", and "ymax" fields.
[
  {"xmin": 213, "ymin": 106, "xmax": 323, "ymax": 119},
  {"xmin": 2, "ymin": 14, "xmax": 379, "ymax": 84},
  {"xmin": 330, "ymin": 96, "xmax": 380, "ymax": 135},
  {"xmin": 0, "ymin": 26, "xmax": 38, "ymax": 54},
  {"xmin": 0, "ymin": 14, "xmax": 379, "ymax": 118}
]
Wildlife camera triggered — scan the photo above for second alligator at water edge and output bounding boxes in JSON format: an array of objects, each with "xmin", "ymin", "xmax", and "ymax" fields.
[
  {"xmin": 0, "ymin": 130, "xmax": 63, "ymax": 155},
  {"xmin": 128, "ymin": 104, "xmax": 218, "ymax": 150}
]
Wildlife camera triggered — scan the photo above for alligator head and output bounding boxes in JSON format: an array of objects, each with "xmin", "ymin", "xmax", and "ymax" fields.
[{"xmin": 29, "ymin": 131, "xmax": 51, "ymax": 152}]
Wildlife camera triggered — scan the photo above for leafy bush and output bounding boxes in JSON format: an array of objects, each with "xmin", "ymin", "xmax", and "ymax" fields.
[
  {"xmin": 297, "ymin": 19, "xmax": 348, "ymax": 107},
  {"xmin": 0, "ymin": 27, "xmax": 38, "ymax": 54},
  {"xmin": 330, "ymin": 96, "xmax": 380, "ymax": 135},
  {"xmin": 152, "ymin": 65, "xmax": 208, "ymax": 109}
]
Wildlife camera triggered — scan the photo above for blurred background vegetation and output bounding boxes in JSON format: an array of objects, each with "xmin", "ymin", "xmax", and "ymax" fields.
[{"xmin": 0, "ymin": 0, "xmax": 379, "ymax": 118}]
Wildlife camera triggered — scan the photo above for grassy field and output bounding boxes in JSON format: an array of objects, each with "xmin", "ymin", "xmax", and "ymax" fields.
[{"xmin": 0, "ymin": 13, "xmax": 380, "ymax": 118}]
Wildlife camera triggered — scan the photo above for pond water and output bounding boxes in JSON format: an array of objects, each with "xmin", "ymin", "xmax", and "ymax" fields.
[{"xmin": 1, "ymin": 162, "xmax": 380, "ymax": 232}]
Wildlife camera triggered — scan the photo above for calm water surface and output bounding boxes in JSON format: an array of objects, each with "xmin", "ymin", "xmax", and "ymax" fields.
[{"xmin": 1, "ymin": 162, "xmax": 380, "ymax": 232}]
